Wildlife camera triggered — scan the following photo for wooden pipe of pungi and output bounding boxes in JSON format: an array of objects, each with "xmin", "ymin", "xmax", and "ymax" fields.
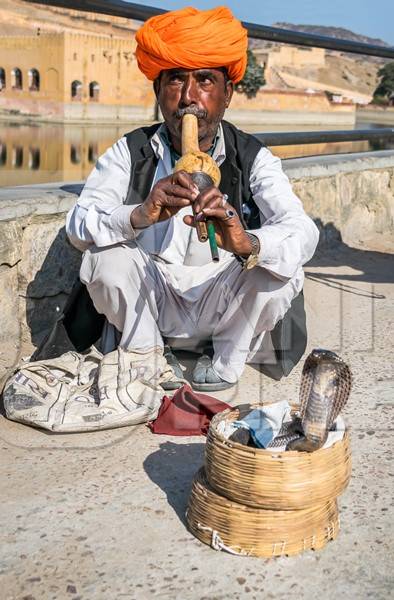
[{"xmin": 173, "ymin": 113, "xmax": 220, "ymax": 262}]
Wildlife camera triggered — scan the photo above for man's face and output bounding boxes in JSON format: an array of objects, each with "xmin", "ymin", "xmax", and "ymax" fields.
[{"xmin": 155, "ymin": 68, "xmax": 233, "ymax": 153}]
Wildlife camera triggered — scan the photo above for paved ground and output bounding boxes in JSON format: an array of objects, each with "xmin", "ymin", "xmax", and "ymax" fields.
[{"xmin": 1, "ymin": 243, "xmax": 393, "ymax": 600}]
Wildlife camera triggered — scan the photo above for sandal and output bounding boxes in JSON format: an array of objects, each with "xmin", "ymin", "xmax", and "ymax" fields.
[
  {"xmin": 162, "ymin": 346, "xmax": 186, "ymax": 391},
  {"xmin": 191, "ymin": 354, "xmax": 235, "ymax": 392}
]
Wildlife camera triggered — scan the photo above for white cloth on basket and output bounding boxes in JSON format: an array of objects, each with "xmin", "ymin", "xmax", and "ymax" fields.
[{"xmin": 216, "ymin": 404, "xmax": 345, "ymax": 451}]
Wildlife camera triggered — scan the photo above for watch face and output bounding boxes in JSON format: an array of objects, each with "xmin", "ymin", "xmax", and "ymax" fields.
[{"xmin": 245, "ymin": 254, "xmax": 259, "ymax": 269}]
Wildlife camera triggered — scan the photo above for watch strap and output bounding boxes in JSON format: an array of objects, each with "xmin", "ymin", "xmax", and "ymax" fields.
[
  {"xmin": 234, "ymin": 233, "xmax": 260, "ymax": 269},
  {"xmin": 246, "ymin": 232, "xmax": 260, "ymax": 256}
]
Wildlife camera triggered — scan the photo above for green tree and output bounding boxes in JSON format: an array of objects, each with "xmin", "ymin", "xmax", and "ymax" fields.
[
  {"xmin": 373, "ymin": 62, "xmax": 394, "ymax": 101},
  {"xmin": 235, "ymin": 49, "xmax": 265, "ymax": 99}
]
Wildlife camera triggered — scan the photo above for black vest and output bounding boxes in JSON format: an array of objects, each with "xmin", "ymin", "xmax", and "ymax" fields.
[{"xmin": 35, "ymin": 121, "xmax": 307, "ymax": 380}]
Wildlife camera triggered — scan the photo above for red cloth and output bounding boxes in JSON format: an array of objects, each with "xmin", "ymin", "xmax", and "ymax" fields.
[{"xmin": 148, "ymin": 384, "xmax": 231, "ymax": 436}]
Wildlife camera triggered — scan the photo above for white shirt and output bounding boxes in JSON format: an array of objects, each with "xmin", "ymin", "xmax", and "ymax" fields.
[{"xmin": 66, "ymin": 123, "xmax": 319, "ymax": 285}]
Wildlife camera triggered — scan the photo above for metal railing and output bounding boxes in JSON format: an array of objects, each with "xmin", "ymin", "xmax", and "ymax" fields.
[
  {"xmin": 25, "ymin": 0, "xmax": 394, "ymax": 149},
  {"xmin": 24, "ymin": 0, "xmax": 394, "ymax": 59},
  {"xmin": 256, "ymin": 128, "xmax": 394, "ymax": 146}
]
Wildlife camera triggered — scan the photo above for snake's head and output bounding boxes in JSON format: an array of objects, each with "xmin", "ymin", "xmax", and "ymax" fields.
[{"xmin": 309, "ymin": 348, "xmax": 344, "ymax": 365}]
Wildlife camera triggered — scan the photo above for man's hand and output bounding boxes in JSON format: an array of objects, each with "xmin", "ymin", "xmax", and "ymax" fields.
[
  {"xmin": 130, "ymin": 170, "xmax": 199, "ymax": 229},
  {"xmin": 183, "ymin": 186, "xmax": 254, "ymax": 256}
]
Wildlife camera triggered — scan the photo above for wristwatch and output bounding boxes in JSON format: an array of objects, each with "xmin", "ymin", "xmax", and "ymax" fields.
[{"xmin": 235, "ymin": 232, "xmax": 260, "ymax": 270}]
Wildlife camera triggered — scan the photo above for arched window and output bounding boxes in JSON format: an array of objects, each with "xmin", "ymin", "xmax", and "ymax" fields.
[
  {"xmin": 11, "ymin": 68, "xmax": 23, "ymax": 90},
  {"xmin": 0, "ymin": 68, "xmax": 5, "ymax": 91},
  {"xmin": 71, "ymin": 80, "xmax": 82, "ymax": 101},
  {"xmin": 0, "ymin": 142, "xmax": 6, "ymax": 166},
  {"xmin": 28, "ymin": 69, "xmax": 40, "ymax": 91},
  {"xmin": 89, "ymin": 81, "xmax": 100, "ymax": 102},
  {"xmin": 88, "ymin": 143, "xmax": 98, "ymax": 163},
  {"xmin": 12, "ymin": 146, "xmax": 23, "ymax": 168},
  {"xmin": 70, "ymin": 145, "xmax": 81, "ymax": 164},
  {"xmin": 29, "ymin": 147, "xmax": 40, "ymax": 170}
]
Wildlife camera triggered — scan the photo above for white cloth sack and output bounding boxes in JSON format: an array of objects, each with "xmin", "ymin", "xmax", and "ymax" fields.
[{"xmin": 3, "ymin": 346, "xmax": 177, "ymax": 432}]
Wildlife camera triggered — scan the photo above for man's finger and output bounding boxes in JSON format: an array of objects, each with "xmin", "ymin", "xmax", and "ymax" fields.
[
  {"xmin": 162, "ymin": 183, "xmax": 198, "ymax": 201},
  {"xmin": 194, "ymin": 187, "xmax": 223, "ymax": 214},
  {"xmin": 200, "ymin": 206, "xmax": 239, "ymax": 224},
  {"xmin": 172, "ymin": 170, "xmax": 198, "ymax": 191},
  {"xmin": 194, "ymin": 196, "xmax": 225, "ymax": 219},
  {"xmin": 183, "ymin": 215, "xmax": 196, "ymax": 227},
  {"xmin": 162, "ymin": 195, "xmax": 192, "ymax": 208}
]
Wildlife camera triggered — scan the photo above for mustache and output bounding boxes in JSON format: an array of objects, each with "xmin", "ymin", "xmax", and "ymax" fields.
[{"xmin": 175, "ymin": 106, "xmax": 207, "ymax": 119}]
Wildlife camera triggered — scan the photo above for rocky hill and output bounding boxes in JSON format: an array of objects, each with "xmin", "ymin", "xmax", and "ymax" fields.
[
  {"xmin": 273, "ymin": 23, "xmax": 390, "ymax": 50},
  {"xmin": 0, "ymin": 0, "xmax": 138, "ymax": 37},
  {"xmin": 250, "ymin": 23, "xmax": 390, "ymax": 63},
  {"xmin": 249, "ymin": 23, "xmax": 392, "ymax": 98}
]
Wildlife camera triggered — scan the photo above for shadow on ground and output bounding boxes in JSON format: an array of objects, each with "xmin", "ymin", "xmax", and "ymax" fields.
[
  {"xmin": 143, "ymin": 440, "xmax": 205, "ymax": 524},
  {"xmin": 307, "ymin": 220, "xmax": 394, "ymax": 295}
]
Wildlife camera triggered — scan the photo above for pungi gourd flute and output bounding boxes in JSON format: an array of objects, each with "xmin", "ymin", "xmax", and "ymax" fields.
[{"xmin": 174, "ymin": 113, "xmax": 220, "ymax": 262}]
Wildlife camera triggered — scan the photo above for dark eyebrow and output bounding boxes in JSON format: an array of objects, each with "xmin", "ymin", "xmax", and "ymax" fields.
[
  {"xmin": 195, "ymin": 69, "xmax": 217, "ymax": 79},
  {"xmin": 166, "ymin": 69, "xmax": 187, "ymax": 78},
  {"xmin": 164, "ymin": 68, "xmax": 218, "ymax": 79}
]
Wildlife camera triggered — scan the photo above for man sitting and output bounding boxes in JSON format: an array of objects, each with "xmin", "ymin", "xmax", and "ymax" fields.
[{"xmin": 66, "ymin": 6, "xmax": 319, "ymax": 392}]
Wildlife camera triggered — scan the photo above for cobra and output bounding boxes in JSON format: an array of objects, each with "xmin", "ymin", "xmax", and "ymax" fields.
[{"xmin": 268, "ymin": 349, "xmax": 352, "ymax": 452}]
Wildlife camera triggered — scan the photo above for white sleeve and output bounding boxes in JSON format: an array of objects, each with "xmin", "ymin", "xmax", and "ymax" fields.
[
  {"xmin": 248, "ymin": 147, "xmax": 319, "ymax": 280},
  {"xmin": 66, "ymin": 136, "xmax": 138, "ymax": 251}
]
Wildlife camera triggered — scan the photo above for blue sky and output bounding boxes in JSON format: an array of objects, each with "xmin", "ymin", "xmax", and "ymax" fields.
[{"xmin": 132, "ymin": 1, "xmax": 394, "ymax": 45}]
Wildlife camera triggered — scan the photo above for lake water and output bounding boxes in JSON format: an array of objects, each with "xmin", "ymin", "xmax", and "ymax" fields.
[{"xmin": 0, "ymin": 119, "xmax": 392, "ymax": 188}]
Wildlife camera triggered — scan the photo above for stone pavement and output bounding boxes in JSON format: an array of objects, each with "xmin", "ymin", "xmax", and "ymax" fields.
[{"xmin": 1, "ymin": 243, "xmax": 393, "ymax": 600}]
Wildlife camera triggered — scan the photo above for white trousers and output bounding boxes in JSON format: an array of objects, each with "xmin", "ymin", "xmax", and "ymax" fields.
[{"xmin": 80, "ymin": 242, "xmax": 300, "ymax": 383}]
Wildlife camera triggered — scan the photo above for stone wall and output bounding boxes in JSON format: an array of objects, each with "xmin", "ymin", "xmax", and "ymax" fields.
[
  {"xmin": 0, "ymin": 151, "xmax": 393, "ymax": 385},
  {"xmin": 0, "ymin": 186, "xmax": 82, "ymax": 386},
  {"xmin": 266, "ymin": 46, "xmax": 326, "ymax": 69},
  {"xmin": 285, "ymin": 151, "xmax": 394, "ymax": 253}
]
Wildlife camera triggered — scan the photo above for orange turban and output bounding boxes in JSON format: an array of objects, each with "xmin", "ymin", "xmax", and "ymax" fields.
[{"xmin": 135, "ymin": 6, "xmax": 248, "ymax": 84}]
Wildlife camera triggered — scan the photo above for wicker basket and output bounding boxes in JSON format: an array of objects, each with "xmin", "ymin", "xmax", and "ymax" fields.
[
  {"xmin": 187, "ymin": 468, "xmax": 339, "ymax": 557},
  {"xmin": 205, "ymin": 405, "xmax": 351, "ymax": 510}
]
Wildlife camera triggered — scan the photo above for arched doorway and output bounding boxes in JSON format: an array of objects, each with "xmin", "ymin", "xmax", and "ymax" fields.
[
  {"xmin": 89, "ymin": 81, "xmax": 100, "ymax": 102},
  {"xmin": 88, "ymin": 143, "xmax": 98, "ymax": 163},
  {"xmin": 12, "ymin": 146, "xmax": 23, "ymax": 168},
  {"xmin": 28, "ymin": 69, "xmax": 40, "ymax": 91},
  {"xmin": 71, "ymin": 80, "xmax": 82, "ymax": 101},
  {"xmin": 70, "ymin": 145, "xmax": 81, "ymax": 164},
  {"xmin": 0, "ymin": 142, "xmax": 7, "ymax": 166},
  {"xmin": 11, "ymin": 68, "xmax": 23, "ymax": 90},
  {"xmin": 29, "ymin": 147, "xmax": 40, "ymax": 169}
]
